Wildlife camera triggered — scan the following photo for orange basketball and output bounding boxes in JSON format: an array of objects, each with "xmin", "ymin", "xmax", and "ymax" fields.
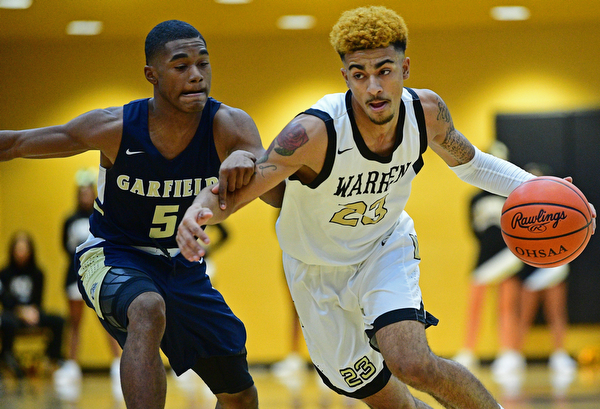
[{"xmin": 501, "ymin": 176, "xmax": 593, "ymax": 268}]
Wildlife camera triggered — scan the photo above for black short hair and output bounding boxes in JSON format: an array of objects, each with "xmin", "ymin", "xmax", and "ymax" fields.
[{"xmin": 145, "ymin": 20, "xmax": 206, "ymax": 64}]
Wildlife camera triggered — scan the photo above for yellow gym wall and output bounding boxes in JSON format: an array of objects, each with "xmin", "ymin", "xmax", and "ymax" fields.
[{"xmin": 1, "ymin": 21, "xmax": 599, "ymax": 368}]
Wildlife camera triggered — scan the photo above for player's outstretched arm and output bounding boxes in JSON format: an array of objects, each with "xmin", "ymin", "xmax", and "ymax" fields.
[{"xmin": 0, "ymin": 107, "xmax": 122, "ymax": 163}]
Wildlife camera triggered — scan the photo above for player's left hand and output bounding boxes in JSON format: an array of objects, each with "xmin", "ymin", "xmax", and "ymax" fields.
[{"xmin": 217, "ymin": 150, "xmax": 256, "ymax": 209}]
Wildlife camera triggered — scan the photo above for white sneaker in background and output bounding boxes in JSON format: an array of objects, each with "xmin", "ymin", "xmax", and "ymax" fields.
[
  {"xmin": 111, "ymin": 358, "xmax": 123, "ymax": 401},
  {"xmin": 271, "ymin": 352, "xmax": 306, "ymax": 378},
  {"xmin": 53, "ymin": 360, "xmax": 82, "ymax": 402},
  {"xmin": 549, "ymin": 350, "xmax": 577, "ymax": 397},
  {"xmin": 491, "ymin": 350, "xmax": 526, "ymax": 379},
  {"xmin": 549, "ymin": 350, "xmax": 577, "ymax": 375},
  {"xmin": 452, "ymin": 349, "xmax": 478, "ymax": 370},
  {"xmin": 491, "ymin": 350, "xmax": 525, "ymax": 398},
  {"xmin": 53, "ymin": 359, "xmax": 82, "ymax": 385}
]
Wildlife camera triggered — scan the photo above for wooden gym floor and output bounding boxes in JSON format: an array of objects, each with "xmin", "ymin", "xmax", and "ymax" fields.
[{"xmin": 1, "ymin": 362, "xmax": 600, "ymax": 409}]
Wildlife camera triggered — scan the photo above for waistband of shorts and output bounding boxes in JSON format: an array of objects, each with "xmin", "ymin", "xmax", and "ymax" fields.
[{"xmin": 133, "ymin": 246, "xmax": 181, "ymax": 257}]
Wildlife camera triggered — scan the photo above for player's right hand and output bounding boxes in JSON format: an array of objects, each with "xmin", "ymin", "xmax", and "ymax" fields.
[
  {"xmin": 217, "ymin": 150, "xmax": 256, "ymax": 209},
  {"xmin": 177, "ymin": 204, "xmax": 214, "ymax": 262}
]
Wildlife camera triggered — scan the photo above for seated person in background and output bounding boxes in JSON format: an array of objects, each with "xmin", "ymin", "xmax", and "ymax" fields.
[{"xmin": 0, "ymin": 231, "xmax": 66, "ymax": 378}]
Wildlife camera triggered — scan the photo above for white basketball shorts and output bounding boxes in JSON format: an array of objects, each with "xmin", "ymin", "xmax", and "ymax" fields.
[{"xmin": 282, "ymin": 215, "xmax": 438, "ymax": 397}]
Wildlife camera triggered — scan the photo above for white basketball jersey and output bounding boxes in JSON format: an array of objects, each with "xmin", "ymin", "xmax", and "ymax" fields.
[{"xmin": 276, "ymin": 88, "xmax": 428, "ymax": 266}]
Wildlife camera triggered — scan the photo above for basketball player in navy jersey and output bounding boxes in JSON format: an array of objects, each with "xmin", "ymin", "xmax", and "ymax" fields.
[
  {"xmin": 0, "ymin": 20, "xmax": 282, "ymax": 409},
  {"xmin": 178, "ymin": 6, "xmax": 595, "ymax": 409}
]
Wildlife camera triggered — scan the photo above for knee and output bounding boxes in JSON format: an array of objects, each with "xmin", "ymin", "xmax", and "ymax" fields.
[
  {"xmin": 216, "ymin": 385, "xmax": 258, "ymax": 409},
  {"xmin": 387, "ymin": 352, "xmax": 438, "ymax": 388},
  {"xmin": 127, "ymin": 292, "xmax": 166, "ymax": 334}
]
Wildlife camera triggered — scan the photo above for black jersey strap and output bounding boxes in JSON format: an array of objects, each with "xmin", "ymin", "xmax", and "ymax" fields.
[
  {"xmin": 289, "ymin": 108, "xmax": 337, "ymax": 189},
  {"xmin": 405, "ymin": 87, "xmax": 428, "ymax": 174}
]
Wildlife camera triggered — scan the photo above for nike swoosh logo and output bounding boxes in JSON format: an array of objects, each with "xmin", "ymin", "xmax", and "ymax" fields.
[
  {"xmin": 126, "ymin": 149, "xmax": 145, "ymax": 155},
  {"xmin": 337, "ymin": 147, "xmax": 354, "ymax": 154}
]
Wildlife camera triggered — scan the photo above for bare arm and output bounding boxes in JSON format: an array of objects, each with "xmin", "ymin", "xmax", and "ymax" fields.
[
  {"xmin": 212, "ymin": 104, "xmax": 285, "ymax": 208},
  {"xmin": 0, "ymin": 107, "xmax": 123, "ymax": 163},
  {"xmin": 177, "ymin": 114, "xmax": 327, "ymax": 261},
  {"xmin": 417, "ymin": 88, "xmax": 475, "ymax": 167}
]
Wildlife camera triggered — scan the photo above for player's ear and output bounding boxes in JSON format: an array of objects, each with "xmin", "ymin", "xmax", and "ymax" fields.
[
  {"xmin": 402, "ymin": 57, "xmax": 410, "ymax": 80},
  {"xmin": 341, "ymin": 68, "xmax": 349, "ymax": 86},
  {"xmin": 144, "ymin": 66, "xmax": 158, "ymax": 85}
]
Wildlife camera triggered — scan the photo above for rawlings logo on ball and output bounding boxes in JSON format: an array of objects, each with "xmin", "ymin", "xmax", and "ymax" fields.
[
  {"xmin": 510, "ymin": 209, "xmax": 568, "ymax": 233},
  {"xmin": 501, "ymin": 176, "xmax": 592, "ymax": 268}
]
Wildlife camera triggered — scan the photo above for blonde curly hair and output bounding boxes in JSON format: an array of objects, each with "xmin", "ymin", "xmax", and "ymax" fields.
[{"xmin": 329, "ymin": 6, "xmax": 408, "ymax": 58}]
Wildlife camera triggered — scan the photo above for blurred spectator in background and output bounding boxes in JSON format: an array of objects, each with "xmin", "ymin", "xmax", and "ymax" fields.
[
  {"xmin": 0, "ymin": 231, "xmax": 65, "ymax": 381},
  {"xmin": 56, "ymin": 168, "xmax": 122, "ymax": 401},
  {"xmin": 453, "ymin": 141, "xmax": 523, "ymax": 373}
]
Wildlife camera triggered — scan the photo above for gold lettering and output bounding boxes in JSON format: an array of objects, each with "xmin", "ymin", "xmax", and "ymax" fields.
[
  {"xmin": 206, "ymin": 177, "xmax": 218, "ymax": 187},
  {"xmin": 147, "ymin": 181, "xmax": 161, "ymax": 197},
  {"xmin": 194, "ymin": 178, "xmax": 203, "ymax": 195},
  {"xmin": 173, "ymin": 180, "xmax": 182, "ymax": 198},
  {"xmin": 116, "ymin": 175, "xmax": 130, "ymax": 190},
  {"xmin": 130, "ymin": 179, "xmax": 145, "ymax": 196},
  {"xmin": 163, "ymin": 180, "xmax": 173, "ymax": 198}
]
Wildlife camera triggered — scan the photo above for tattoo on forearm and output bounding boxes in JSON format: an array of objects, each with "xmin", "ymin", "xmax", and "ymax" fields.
[
  {"xmin": 257, "ymin": 148, "xmax": 271, "ymax": 165},
  {"xmin": 274, "ymin": 122, "xmax": 309, "ymax": 156},
  {"xmin": 437, "ymin": 97, "xmax": 474, "ymax": 164},
  {"xmin": 441, "ymin": 129, "xmax": 474, "ymax": 164},
  {"xmin": 257, "ymin": 163, "xmax": 277, "ymax": 177}
]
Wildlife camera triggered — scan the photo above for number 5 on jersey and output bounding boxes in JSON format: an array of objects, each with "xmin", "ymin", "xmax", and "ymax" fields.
[{"xmin": 150, "ymin": 205, "xmax": 180, "ymax": 238}]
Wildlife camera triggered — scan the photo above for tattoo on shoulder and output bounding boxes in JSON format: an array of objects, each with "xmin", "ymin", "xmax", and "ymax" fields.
[
  {"xmin": 436, "ymin": 97, "xmax": 453, "ymax": 125},
  {"xmin": 274, "ymin": 122, "xmax": 309, "ymax": 156},
  {"xmin": 256, "ymin": 122, "xmax": 308, "ymax": 176}
]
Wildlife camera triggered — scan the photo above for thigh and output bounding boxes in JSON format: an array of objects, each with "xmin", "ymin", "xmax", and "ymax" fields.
[
  {"xmin": 359, "ymin": 221, "xmax": 438, "ymax": 350},
  {"xmin": 283, "ymin": 253, "xmax": 390, "ymax": 399}
]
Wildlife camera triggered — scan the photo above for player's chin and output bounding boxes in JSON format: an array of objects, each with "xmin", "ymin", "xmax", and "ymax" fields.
[{"xmin": 180, "ymin": 94, "xmax": 207, "ymax": 111}]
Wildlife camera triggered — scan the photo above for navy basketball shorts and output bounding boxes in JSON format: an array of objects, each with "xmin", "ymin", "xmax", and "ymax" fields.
[{"xmin": 76, "ymin": 242, "xmax": 253, "ymax": 394}]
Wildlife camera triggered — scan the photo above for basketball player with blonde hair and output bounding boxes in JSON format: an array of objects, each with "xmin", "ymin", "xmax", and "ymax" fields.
[{"xmin": 178, "ymin": 6, "xmax": 595, "ymax": 409}]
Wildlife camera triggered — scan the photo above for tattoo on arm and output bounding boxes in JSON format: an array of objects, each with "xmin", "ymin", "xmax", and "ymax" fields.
[
  {"xmin": 436, "ymin": 98, "xmax": 453, "ymax": 125},
  {"xmin": 256, "ymin": 122, "xmax": 308, "ymax": 176},
  {"xmin": 437, "ymin": 97, "xmax": 474, "ymax": 164},
  {"xmin": 274, "ymin": 122, "xmax": 309, "ymax": 156},
  {"xmin": 257, "ymin": 163, "xmax": 277, "ymax": 177}
]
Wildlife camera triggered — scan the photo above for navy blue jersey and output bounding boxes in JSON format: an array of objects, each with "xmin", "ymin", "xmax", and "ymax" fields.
[{"xmin": 90, "ymin": 98, "xmax": 222, "ymax": 249}]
